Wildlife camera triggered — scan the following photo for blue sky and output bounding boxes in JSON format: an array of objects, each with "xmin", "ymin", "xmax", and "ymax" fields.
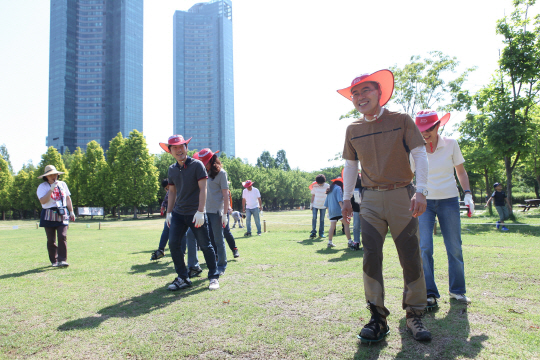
[{"xmin": 1, "ymin": 0, "xmax": 535, "ymax": 173}]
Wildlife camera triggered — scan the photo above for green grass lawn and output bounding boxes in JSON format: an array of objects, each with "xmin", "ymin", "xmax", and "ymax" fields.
[{"xmin": 1, "ymin": 208, "xmax": 539, "ymax": 359}]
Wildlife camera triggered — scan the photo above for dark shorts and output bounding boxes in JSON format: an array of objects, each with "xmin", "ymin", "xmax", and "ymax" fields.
[{"xmin": 330, "ymin": 216, "xmax": 342, "ymax": 221}]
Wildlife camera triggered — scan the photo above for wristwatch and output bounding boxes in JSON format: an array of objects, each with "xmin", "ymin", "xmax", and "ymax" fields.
[{"xmin": 416, "ymin": 188, "xmax": 428, "ymax": 196}]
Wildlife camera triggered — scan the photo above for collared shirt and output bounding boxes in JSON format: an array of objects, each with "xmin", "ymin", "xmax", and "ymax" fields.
[
  {"xmin": 167, "ymin": 157, "xmax": 208, "ymax": 215},
  {"xmin": 410, "ymin": 135, "xmax": 465, "ymax": 200}
]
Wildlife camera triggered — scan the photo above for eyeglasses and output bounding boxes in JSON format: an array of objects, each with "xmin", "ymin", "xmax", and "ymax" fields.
[{"xmin": 350, "ymin": 88, "xmax": 377, "ymax": 99}]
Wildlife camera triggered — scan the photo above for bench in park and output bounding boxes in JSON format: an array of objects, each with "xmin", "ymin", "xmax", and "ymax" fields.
[
  {"xmin": 523, "ymin": 199, "xmax": 540, "ymax": 212},
  {"xmin": 77, "ymin": 207, "xmax": 105, "ymax": 219}
]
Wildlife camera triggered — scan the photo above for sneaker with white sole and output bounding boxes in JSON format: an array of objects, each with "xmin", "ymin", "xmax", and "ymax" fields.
[
  {"xmin": 58, "ymin": 261, "xmax": 69, "ymax": 267},
  {"xmin": 327, "ymin": 241, "xmax": 336, "ymax": 247},
  {"xmin": 209, "ymin": 278, "xmax": 219, "ymax": 290},
  {"xmin": 449, "ymin": 292, "xmax": 471, "ymax": 304},
  {"xmin": 426, "ymin": 296, "xmax": 438, "ymax": 309},
  {"xmin": 150, "ymin": 249, "xmax": 164, "ymax": 261},
  {"xmin": 188, "ymin": 266, "xmax": 203, "ymax": 278},
  {"xmin": 51, "ymin": 262, "xmax": 59, "ymax": 267},
  {"xmin": 348, "ymin": 239, "xmax": 354, "ymax": 248},
  {"xmin": 233, "ymin": 248, "xmax": 240, "ymax": 258},
  {"xmin": 168, "ymin": 277, "xmax": 192, "ymax": 291}
]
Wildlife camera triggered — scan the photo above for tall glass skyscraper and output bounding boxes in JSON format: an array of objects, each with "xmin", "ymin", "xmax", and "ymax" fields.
[
  {"xmin": 47, "ymin": 0, "xmax": 143, "ymax": 153},
  {"xmin": 173, "ymin": 0, "xmax": 235, "ymax": 156}
]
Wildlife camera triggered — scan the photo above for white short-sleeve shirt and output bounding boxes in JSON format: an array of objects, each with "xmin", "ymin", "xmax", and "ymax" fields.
[
  {"xmin": 242, "ymin": 187, "xmax": 261, "ymax": 209},
  {"xmin": 36, "ymin": 181, "xmax": 71, "ymax": 209},
  {"xmin": 411, "ymin": 135, "xmax": 465, "ymax": 200},
  {"xmin": 311, "ymin": 183, "xmax": 330, "ymax": 209}
]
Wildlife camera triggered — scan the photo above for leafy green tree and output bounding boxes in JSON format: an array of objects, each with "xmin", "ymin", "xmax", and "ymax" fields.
[
  {"xmin": 117, "ymin": 130, "xmax": 159, "ymax": 218},
  {"xmin": 0, "ymin": 155, "xmax": 13, "ymax": 219},
  {"xmin": 154, "ymin": 151, "xmax": 176, "ymax": 202},
  {"xmin": 20, "ymin": 160, "xmax": 37, "ymax": 173},
  {"xmin": 11, "ymin": 170, "xmax": 30, "ymax": 219},
  {"xmin": 256, "ymin": 151, "xmax": 276, "ymax": 169},
  {"xmin": 103, "ymin": 133, "xmax": 125, "ymax": 217},
  {"xmin": 62, "ymin": 147, "xmax": 75, "ymax": 171},
  {"xmin": 472, "ymin": 0, "xmax": 540, "ymax": 206},
  {"xmin": 80, "ymin": 141, "xmax": 107, "ymax": 207},
  {"xmin": 275, "ymin": 150, "xmax": 291, "ymax": 171},
  {"xmin": 0, "ymin": 144, "xmax": 13, "ymax": 174},
  {"xmin": 67, "ymin": 148, "xmax": 84, "ymax": 207}
]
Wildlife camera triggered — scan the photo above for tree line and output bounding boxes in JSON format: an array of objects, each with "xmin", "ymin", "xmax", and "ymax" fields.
[{"xmin": 0, "ymin": 133, "xmax": 342, "ymax": 220}]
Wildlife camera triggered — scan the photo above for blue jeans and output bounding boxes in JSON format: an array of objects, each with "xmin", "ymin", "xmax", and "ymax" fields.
[
  {"xmin": 158, "ymin": 220, "xmax": 169, "ymax": 251},
  {"xmin": 246, "ymin": 208, "xmax": 261, "ymax": 234},
  {"xmin": 311, "ymin": 208, "xmax": 326, "ymax": 236},
  {"xmin": 169, "ymin": 212, "xmax": 219, "ymax": 280},
  {"xmin": 223, "ymin": 214, "xmax": 237, "ymax": 251},
  {"xmin": 353, "ymin": 211, "xmax": 361, "ymax": 242},
  {"xmin": 160, "ymin": 222, "xmax": 199, "ymax": 268},
  {"xmin": 207, "ymin": 212, "xmax": 227, "ymax": 273},
  {"xmin": 418, "ymin": 197, "xmax": 466, "ymax": 298}
]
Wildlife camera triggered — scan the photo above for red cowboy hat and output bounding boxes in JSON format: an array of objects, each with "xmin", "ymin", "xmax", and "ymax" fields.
[
  {"xmin": 242, "ymin": 180, "xmax": 254, "ymax": 188},
  {"xmin": 159, "ymin": 135, "xmax": 192, "ymax": 153},
  {"xmin": 415, "ymin": 110, "xmax": 451, "ymax": 132},
  {"xmin": 308, "ymin": 181, "xmax": 317, "ymax": 191},
  {"xmin": 193, "ymin": 148, "xmax": 220, "ymax": 166},
  {"xmin": 337, "ymin": 69, "xmax": 394, "ymax": 106}
]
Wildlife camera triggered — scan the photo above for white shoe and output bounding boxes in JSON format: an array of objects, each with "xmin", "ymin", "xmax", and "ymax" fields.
[
  {"xmin": 209, "ymin": 278, "xmax": 220, "ymax": 290},
  {"xmin": 449, "ymin": 292, "xmax": 471, "ymax": 304},
  {"xmin": 327, "ymin": 241, "xmax": 336, "ymax": 247}
]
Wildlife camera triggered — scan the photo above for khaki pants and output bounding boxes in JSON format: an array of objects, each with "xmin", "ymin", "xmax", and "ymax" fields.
[{"xmin": 360, "ymin": 184, "xmax": 426, "ymax": 316}]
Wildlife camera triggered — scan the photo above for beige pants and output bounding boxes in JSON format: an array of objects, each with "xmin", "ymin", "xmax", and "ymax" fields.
[{"xmin": 360, "ymin": 184, "xmax": 426, "ymax": 316}]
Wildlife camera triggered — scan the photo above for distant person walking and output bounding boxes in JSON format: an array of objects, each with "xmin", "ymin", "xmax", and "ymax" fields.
[
  {"xmin": 324, "ymin": 177, "xmax": 351, "ymax": 248},
  {"xmin": 242, "ymin": 180, "xmax": 262, "ymax": 236},
  {"xmin": 412, "ymin": 110, "xmax": 473, "ymax": 307},
  {"xmin": 310, "ymin": 174, "xmax": 330, "ymax": 239},
  {"xmin": 485, "ymin": 182, "xmax": 511, "ymax": 231},
  {"xmin": 37, "ymin": 165, "xmax": 76, "ymax": 267}
]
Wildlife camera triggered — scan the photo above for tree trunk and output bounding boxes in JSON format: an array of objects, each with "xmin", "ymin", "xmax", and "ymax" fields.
[
  {"xmin": 147, "ymin": 206, "xmax": 150, "ymax": 218},
  {"xmin": 112, "ymin": 206, "xmax": 116, "ymax": 218},
  {"xmin": 2, "ymin": 211, "xmax": 4, "ymax": 221},
  {"xmin": 484, "ymin": 166, "xmax": 493, "ymax": 216},
  {"xmin": 504, "ymin": 156, "xmax": 516, "ymax": 220},
  {"xmin": 133, "ymin": 205, "xmax": 138, "ymax": 219},
  {"xmin": 535, "ymin": 176, "xmax": 540, "ymax": 199}
]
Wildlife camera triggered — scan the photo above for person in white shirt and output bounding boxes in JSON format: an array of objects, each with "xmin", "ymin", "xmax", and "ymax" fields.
[
  {"xmin": 310, "ymin": 174, "xmax": 330, "ymax": 238},
  {"xmin": 411, "ymin": 110, "xmax": 474, "ymax": 308},
  {"xmin": 241, "ymin": 180, "xmax": 262, "ymax": 236},
  {"xmin": 36, "ymin": 165, "xmax": 76, "ymax": 267}
]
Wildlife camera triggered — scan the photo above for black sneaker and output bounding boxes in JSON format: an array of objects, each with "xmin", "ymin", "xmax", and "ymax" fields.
[
  {"xmin": 150, "ymin": 249, "xmax": 164, "ymax": 261},
  {"xmin": 426, "ymin": 296, "xmax": 438, "ymax": 310},
  {"xmin": 358, "ymin": 303, "xmax": 390, "ymax": 343},
  {"xmin": 167, "ymin": 277, "xmax": 192, "ymax": 291},
  {"xmin": 233, "ymin": 248, "xmax": 240, "ymax": 258},
  {"xmin": 189, "ymin": 266, "xmax": 203, "ymax": 278},
  {"xmin": 406, "ymin": 310, "xmax": 432, "ymax": 341},
  {"xmin": 309, "ymin": 233, "xmax": 317, "ymax": 238},
  {"xmin": 352, "ymin": 242, "xmax": 362, "ymax": 251},
  {"xmin": 244, "ymin": 232, "xmax": 251, "ymax": 236}
]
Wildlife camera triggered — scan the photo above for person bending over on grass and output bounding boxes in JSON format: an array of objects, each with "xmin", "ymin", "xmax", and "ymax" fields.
[
  {"xmin": 159, "ymin": 135, "xmax": 220, "ymax": 291},
  {"xmin": 310, "ymin": 174, "xmax": 330, "ymax": 239},
  {"xmin": 411, "ymin": 110, "xmax": 473, "ymax": 308},
  {"xmin": 324, "ymin": 177, "xmax": 351, "ymax": 248},
  {"xmin": 231, "ymin": 210, "xmax": 245, "ymax": 228},
  {"xmin": 485, "ymin": 182, "xmax": 511, "ymax": 231},
  {"xmin": 193, "ymin": 148, "xmax": 229, "ymax": 275},
  {"xmin": 339, "ymin": 70, "xmax": 431, "ymax": 342}
]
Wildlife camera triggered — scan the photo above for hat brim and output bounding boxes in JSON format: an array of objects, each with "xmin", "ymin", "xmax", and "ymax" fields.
[
  {"xmin": 416, "ymin": 113, "xmax": 451, "ymax": 132},
  {"xmin": 308, "ymin": 181, "xmax": 317, "ymax": 191},
  {"xmin": 242, "ymin": 181, "xmax": 254, "ymax": 188},
  {"xmin": 37, "ymin": 170, "xmax": 64, "ymax": 179},
  {"xmin": 159, "ymin": 137, "xmax": 192, "ymax": 153},
  {"xmin": 337, "ymin": 69, "xmax": 394, "ymax": 107}
]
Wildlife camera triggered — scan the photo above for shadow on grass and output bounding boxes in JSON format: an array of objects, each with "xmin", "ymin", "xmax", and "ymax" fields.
[
  {"xmin": 461, "ymin": 224, "xmax": 540, "ymax": 237},
  {"xmin": 297, "ymin": 237, "xmax": 325, "ymax": 246},
  {"xmin": 58, "ymin": 283, "xmax": 208, "ymax": 331},
  {"xmin": 391, "ymin": 301, "xmax": 488, "ymax": 359},
  {"xmin": 0, "ymin": 266, "xmax": 53, "ymax": 280},
  {"xmin": 129, "ymin": 260, "xmax": 209, "ymax": 278},
  {"xmin": 314, "ymin": 246, "xmax": 363, "ymax": 262}
]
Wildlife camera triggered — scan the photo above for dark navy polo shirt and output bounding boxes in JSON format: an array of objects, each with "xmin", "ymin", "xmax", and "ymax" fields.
[
  {"xmin": 491, "ymin": 191, "xmax": 507, "ymax": 207},
  {"xmin": 167, "ymin": 157, "xmax": 208, "ymax": 215}
]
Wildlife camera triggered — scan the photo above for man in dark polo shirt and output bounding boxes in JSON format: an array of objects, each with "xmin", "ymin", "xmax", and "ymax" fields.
[
  {"xmin": 159, "ymin": 135, "xmax": 220, "ymax": 291},
  {"xmin": 338, "ymin": 70, "xmax": 431, "ymax": 342}
]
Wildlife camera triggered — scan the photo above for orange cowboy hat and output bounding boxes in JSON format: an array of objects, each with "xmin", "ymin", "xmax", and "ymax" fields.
[{"xmin": 337, "ymin": 69, "xmax": 394, "ymax": 106}]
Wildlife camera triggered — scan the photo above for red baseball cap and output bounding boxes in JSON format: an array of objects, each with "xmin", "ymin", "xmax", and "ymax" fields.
[
  {"xmin": 415, "ymin": 110, "xmax": 451, "ymax": 132},
  {"xmin": 337, "ymin": 69, "xmax": 394, "ymax": 106},
  {"xmin": 193, "ymin": 148, "xmax": 220, "ymax": 166},
  {"xmin": 159, "ymin": 135, "xmax": 192, "ymax": 153},
  {"xmin": 242, "ymin": 180, "xmax": 254, "ymax": 188}
]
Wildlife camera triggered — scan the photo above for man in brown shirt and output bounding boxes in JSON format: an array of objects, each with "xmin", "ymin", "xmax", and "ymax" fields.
[{"xmin": 338, "ymin": 70, "xmax": 432, "ymax": 342}]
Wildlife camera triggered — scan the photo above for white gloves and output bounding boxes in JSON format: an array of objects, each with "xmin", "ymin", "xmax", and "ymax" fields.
[
  {"xmin": 193, "ymin": 211, "xmax": 205, "ymax": 228},
  {"xmin": 166, "ymin": 213, "xmax": 172, "ymax": 227},
  {"xmin": 221, "ymin": 213, "xmax": 228, "ymax": 228},
  {"xmin": 70, "ymin": 213, "xmax": 76, "ymax": 221},
  {"xmin": 51, "ymin": 181, "xmax": 59, "ymax": 190},
  {"xmin": 464, "ymin": 193, "xmax": 474, "ymax": 216},
  {"xmin": 260, "ymin": 210, "xmax": 263, "ymax": 217},
  {"xmin": 353, "ymin": 189, "xmax": 361, "ymax": 205},
  {"xmin": 309, "ymin": 203, "xmax": 313, "ymax": 210}
]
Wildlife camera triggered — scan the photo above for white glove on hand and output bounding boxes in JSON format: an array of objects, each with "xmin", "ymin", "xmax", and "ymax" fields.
[
  {"xmin": 464, "ymin": 193, "xmax": 474, "ymax": 215},
  {"xmin": 166, "ymin": 213, "xmax": 172, "ymax": 227},
  {"xmin": 70, "ymin": 213, "xmax": 76, "ymax": 221},
  {"xmin": 221, "ymin": 213, "xmax": 227, "ymax": 228},
  {"xmin": 51, "ymin": 181, "xmax": 59, "ymax": 190},
  {"xmin": 353, "ymin": 189, "xmax": 361, "ymax": 204},
  {"xmin": 193, "ymin": 211, "xmax": 205, "ymax": 228},
  {"xmin": 309, "ymin": 203, "xmax": 313, "ymax": 210}
]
